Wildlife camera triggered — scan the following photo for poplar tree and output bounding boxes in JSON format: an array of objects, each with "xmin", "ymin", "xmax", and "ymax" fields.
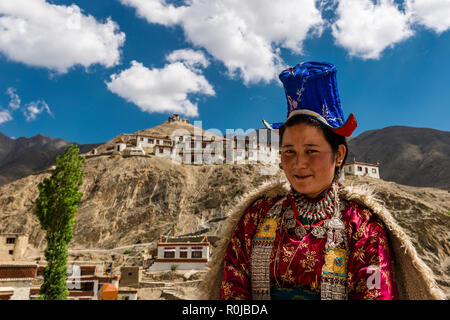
[{"xmin": 34, "ymin": 145, "xmax": 85, "ymax": 300}]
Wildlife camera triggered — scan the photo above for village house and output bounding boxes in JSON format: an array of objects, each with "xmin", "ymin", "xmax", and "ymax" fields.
[
  {"xmin": 0, "ymin": 233, "xmax": 28, "ymax": 262},
  {"xmin": 30, "ymin": 261, "xmax": 122, "ymax": 300},
  {"xmin": 343, "ymin": 160, "xmax": 380, "ymax": 179},
  {"xmin": 149, "ymin": 234, "xmax": 211, "ymax": 271},
  {"xmin": 0, "ymin": 263, "xmax": 37, "ymax": 300}
]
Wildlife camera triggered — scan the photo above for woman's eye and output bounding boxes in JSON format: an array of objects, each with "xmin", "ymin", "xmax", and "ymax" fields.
[
  {"xmin": 283, "ymin": 150, "xmax": 295, "ymax": 155},
  {"xmin": 306, "ymin": 150, "xmax": 318, "ymax": 154}
]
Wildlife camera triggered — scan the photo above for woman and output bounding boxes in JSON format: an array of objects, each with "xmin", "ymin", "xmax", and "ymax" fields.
[{"xmin": 200, "ymin": 62, "xmax": 445, "ymax": 300}]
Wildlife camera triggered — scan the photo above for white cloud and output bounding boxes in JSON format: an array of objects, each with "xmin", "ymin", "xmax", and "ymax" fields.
[
  {"xmin": 166, "ymin": 49, "xmax": 210, "ymax": 71},
  {"xmin": 0, "ymin": 0, "xmax": 125, "ymax": 73},
  {"xmin": 3, "ymin": 87, "xmax": 52, "ymax": 122},
  {"xmin": 6, "ymin": 87, "xmax": 21, "ymax": 110},
  {"xmin": 23, "ymin": 100, "xmax": 53, "ymax": 122},
  {"xmin": 120, "ymin": 0, "xmax": 324, "ymax": 84},
  {"xmin": 331, "ymin": 0, "xmax": 413, "ymax": 59},
  {"xmin": 106, "ymin": 56, "xmax": 215, "ymax": 117},
  {"xmin": 406, "ymin": 0, "xmax": 450, "ymax": 33},
  {"xmin": 0, "ymin": 109, "xmax": 12, "ymax": 124}
]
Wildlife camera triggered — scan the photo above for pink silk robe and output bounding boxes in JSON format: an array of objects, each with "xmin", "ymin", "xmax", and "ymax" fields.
[{"xmin": 220, "ymin": 197, "xmax": 399, "ymax": 300}]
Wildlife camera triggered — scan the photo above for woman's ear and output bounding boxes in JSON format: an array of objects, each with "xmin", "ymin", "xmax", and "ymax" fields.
[{"xmin": 336, "ymin": 144, "xmax": 347, "ymax": 163}]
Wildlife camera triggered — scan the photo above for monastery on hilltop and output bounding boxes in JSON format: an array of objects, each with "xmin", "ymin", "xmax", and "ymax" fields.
[{"xmin": 87, "ymin": 114, "xmax": 280, "ymax": 166}]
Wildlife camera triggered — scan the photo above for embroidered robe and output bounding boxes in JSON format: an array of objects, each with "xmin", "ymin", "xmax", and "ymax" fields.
[{"xmin": 220, "ymin": 196, "xmax": 398, "ymax": 300}]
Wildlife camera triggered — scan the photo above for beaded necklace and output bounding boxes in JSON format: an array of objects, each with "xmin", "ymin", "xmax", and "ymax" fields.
[
  {"xmin": 288, "ymin": 185, "xmax": 336, "ymax": 223},
  {"xmin": 283, "ymin": 184, "xmax": 336, "ymax": 240}
]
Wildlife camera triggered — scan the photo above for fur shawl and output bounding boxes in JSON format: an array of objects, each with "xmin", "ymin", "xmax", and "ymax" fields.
[{"xmin": 198, "ymin": 178, "xmax": 446, "ymax": 300}]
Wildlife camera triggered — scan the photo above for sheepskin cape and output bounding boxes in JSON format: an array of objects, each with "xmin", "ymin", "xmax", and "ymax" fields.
[{"xmin": 199, "ymin": 178, "xmax": 446, "ymax": 300}]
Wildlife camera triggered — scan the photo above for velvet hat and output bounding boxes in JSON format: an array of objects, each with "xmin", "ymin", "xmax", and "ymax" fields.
[{"xmin": 263, "ymin": 61, "xmax": 357, "ymax": 137}]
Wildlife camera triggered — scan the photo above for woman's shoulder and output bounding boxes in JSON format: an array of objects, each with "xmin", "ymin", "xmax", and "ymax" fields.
[
  {"xmin": 342, "ymin": 200, "xmax": 388, "ymax": 235},
  {"xmin": 246, "ymin": 195, "xmax": 285, "ymax": 214}
]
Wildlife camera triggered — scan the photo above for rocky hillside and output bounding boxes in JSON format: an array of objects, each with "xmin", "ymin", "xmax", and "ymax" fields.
[
  {"xmin": 347, "ymin": 126, "xmax": 450, "ymax": 190},
  {"xmin": 0, "ymin": 155, "xmax": 281, "ymax": 249},
  {"xmin": 0, "ymin": 153, "xmax": 448, "ymax": 296}
]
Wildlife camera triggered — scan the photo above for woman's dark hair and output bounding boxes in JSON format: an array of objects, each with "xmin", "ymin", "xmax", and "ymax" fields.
[{"xmin": 279, "ymin": 115, "xmax": 348, "ymax": 179}]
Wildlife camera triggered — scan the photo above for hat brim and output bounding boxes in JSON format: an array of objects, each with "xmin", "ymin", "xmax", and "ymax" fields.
[{"xmin": 262, "ymin": 111, "xmax": 357, "ymax": 137}]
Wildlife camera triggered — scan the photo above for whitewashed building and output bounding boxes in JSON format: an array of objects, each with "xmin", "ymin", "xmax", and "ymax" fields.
[
  {"xmin": 154, "ymin": 144, "xmax": 173, "ymax": 159},
  {"xmin": 343, "ymin": 161, "xmax": 380, "ymax": 179},
  {"xmin": 136, "ymin": 135, "xmax": 172, "ymax": 149},
  {"xmin": 149, "ymin": 235, "xmax": 211, "ymax": 271}
]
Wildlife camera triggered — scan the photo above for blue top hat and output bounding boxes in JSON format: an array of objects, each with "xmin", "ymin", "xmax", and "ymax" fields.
[{"xmin": 263, "ymin": 61, "xmax": 357, "ymax": 137}]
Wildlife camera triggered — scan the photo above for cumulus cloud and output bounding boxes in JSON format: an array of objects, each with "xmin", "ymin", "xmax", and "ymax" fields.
[
  {"xmin": 331, "ymin": 0, "xmax": 413, "ymax": 59},
  {"xmin": 106, "ymin": 54, "xmax": 215, "ymax": 117},
  {"xmin": 0, "ymin": 109, "xmax": 13, "ymax": 124},
  {"xmin": 406, "ymin": 0, "xmax": 450, "ymax": 33},
  {"xmin": 166, "ymin": 49, "xmax": 210, "ymax": 71},
  {"xmin": 120, "ymin": 0, "xmax": 324, "ymax": 84},
  {"xmin": 0, "ymin": 0, "xmax": 125, "ymax": 73}
]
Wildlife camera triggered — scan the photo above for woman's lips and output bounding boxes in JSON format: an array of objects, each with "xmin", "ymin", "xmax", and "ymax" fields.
[{"xmin": 294, "ymin": 174, "xmax": 312, "ymax": 180}]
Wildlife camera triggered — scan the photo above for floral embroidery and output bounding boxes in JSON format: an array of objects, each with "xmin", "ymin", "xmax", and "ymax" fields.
[
  {"xmin": 353, "ymin": 246, "xmax": 365, "ymax": 263},
  {"xmin": 322, "ymin": 103, "xmax": 342, "ymax": 124},
  {"xmin": 364, "ymin": 289, "xmax": 381, "ymax": 300},
  {"xmin": 280, "ymin": 269, "xmax": 295, "ymax": 285},
  {"xmin": 222, "ymin": 281, "xmax": 233, "ymax": 299},
  {"xmin": 301, "ymin": 250, "xmax": 318, "ymax": 273},
  {"xmin": 287, "ymin": 96, "xmax": 298, "ymax": 113}
]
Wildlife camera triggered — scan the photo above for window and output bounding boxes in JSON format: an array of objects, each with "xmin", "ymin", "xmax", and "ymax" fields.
[
  {"xmin": 6, "ymin": 237, "xmax": 15, "ymax": 244},
  {"xmin": 357, "ymin": 166, "xmax": 362, "ymax": 171},
  {"xmin": 141, "ymin": 137, "xmax": 144, "ymax": 141},
  {"xmin": 9, "ymin": 250, "xmax": 14, "ymax": 255},
  {"xmin": 80, "ymin": 281, "xmax": 94, "ymax": 291},
  {"xmin": 149, "ymin": 139, "xmax": 154, "ymax": 144},
  {"xmin": 191, "ymin": 247, "xmax": 203, "ymax": 258},
  {"xmin": 365, "ymin": 168, "xmax": 368, "ymax": 174},
  {"xmin": 372, "ymin": 168, "xmax": 377, "ymax": 173},
  {"xmin": 163, "ymin": 247, "xmax": 175, "ymax": 258},
  {"xmin": 180, "ymin": 248, "xmax": 188, "ymax": 258},
  {"xmin": 159, "ymin": 147, "xmax": 163, "ymax": 153}
]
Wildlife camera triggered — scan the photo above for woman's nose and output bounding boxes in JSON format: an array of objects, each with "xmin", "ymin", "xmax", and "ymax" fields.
[{"xmin": 293, "ymin": 153, "xmax": 308, "ymax": 169}]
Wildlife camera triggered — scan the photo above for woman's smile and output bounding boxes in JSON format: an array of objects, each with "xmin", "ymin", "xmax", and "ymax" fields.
[{"xmin": 293, "ymin": 174, "xmax": 313, "ymax": 180}]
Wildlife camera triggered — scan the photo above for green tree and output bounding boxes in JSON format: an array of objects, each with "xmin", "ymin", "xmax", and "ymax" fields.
[{"xmin": 34, "ymin": 145, "xmax": 85, "ymax": 300}]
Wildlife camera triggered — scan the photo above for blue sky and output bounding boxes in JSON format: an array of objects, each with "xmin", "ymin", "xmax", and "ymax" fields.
[{"xmin": 0, "ymin": 0, "xmax": 449, "ymax": 144}]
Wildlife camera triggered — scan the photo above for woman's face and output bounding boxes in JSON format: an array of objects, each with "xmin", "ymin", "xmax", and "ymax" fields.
[{"xmin": 280, "ymin": 122, "xmax": 345, "ymax": 199}]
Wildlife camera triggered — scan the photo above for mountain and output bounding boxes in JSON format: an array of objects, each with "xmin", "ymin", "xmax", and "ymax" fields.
[
  {"xmin": 347, "ymin": 126, "xmax": 450, "ymax": 190},
  {"xmin": 0, "ymin": 133, "xmax": 101, "ymax": 186}
]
